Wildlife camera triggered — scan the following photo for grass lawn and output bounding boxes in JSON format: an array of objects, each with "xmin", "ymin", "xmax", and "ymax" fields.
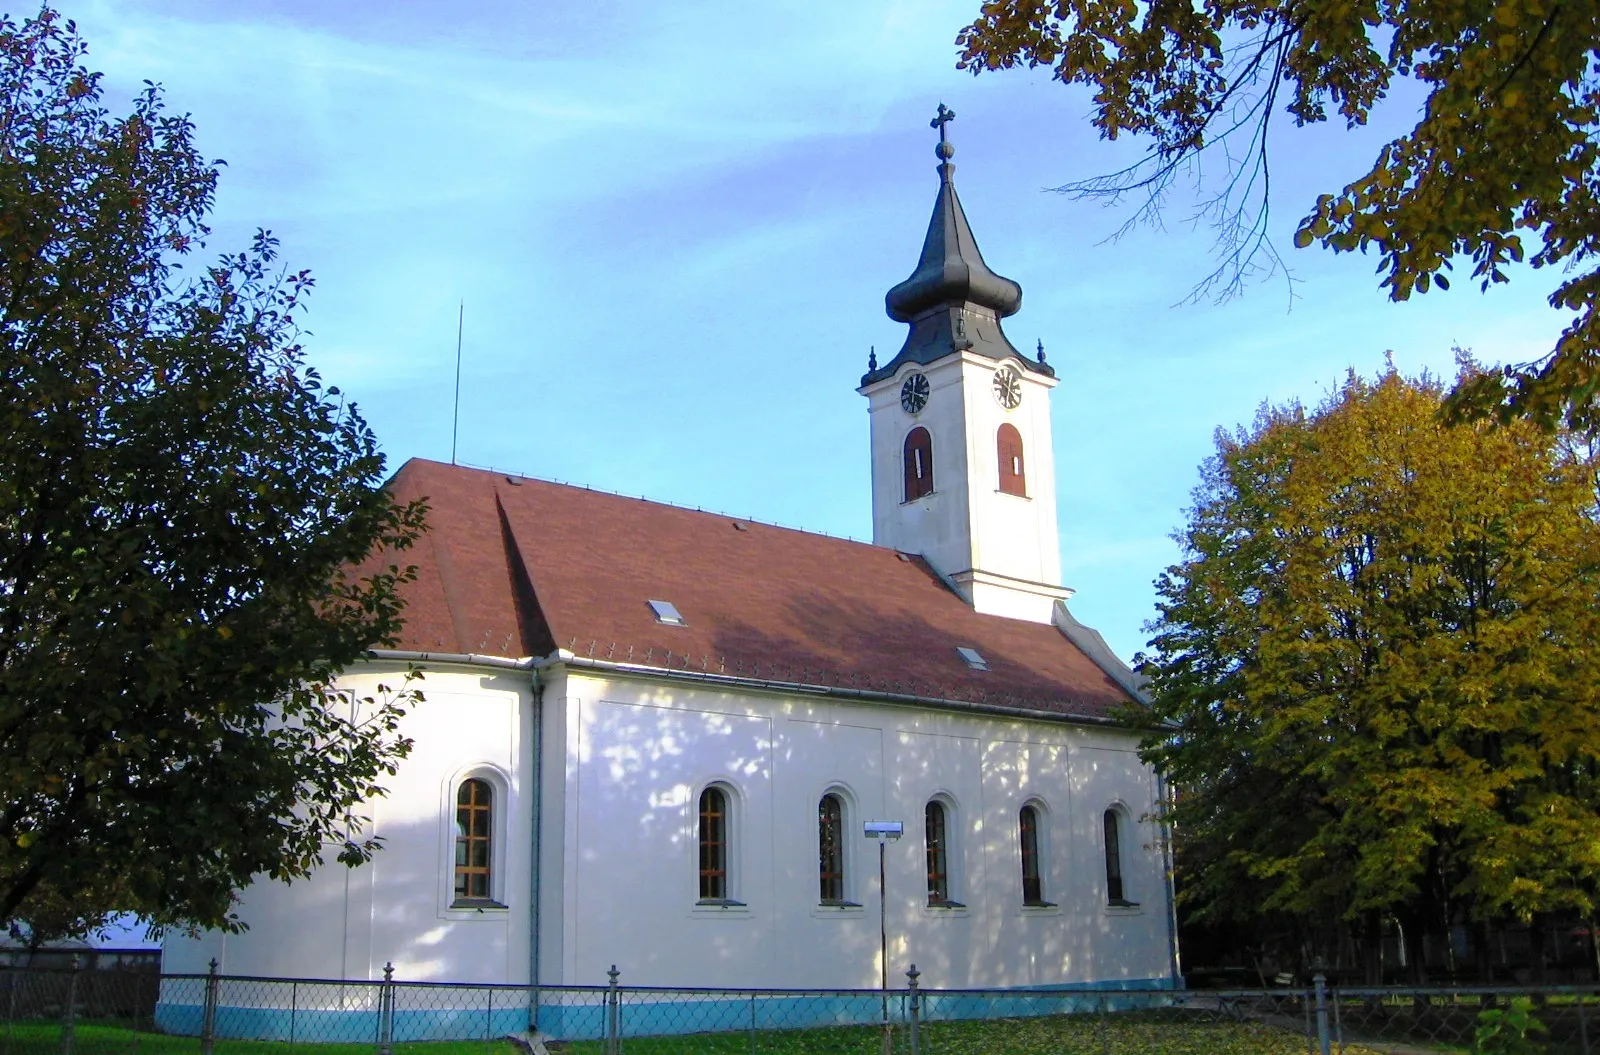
[
  {"xmin": 5, "ymin": 1014, "xmax": 1456, "ymax": 1055},
  {"xmin": 0, "ymin": 1022, "xmax": 521, "ymax": 1055},
  {"xmin": 553, "ymin": 1015, "xmax": 1398, "ymax": 1054}
]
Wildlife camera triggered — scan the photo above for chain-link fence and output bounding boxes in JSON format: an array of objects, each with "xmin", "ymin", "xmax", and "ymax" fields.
[{"xmin": 5, "ymin": 960, "xmax": 1598, "ymax": 1055}]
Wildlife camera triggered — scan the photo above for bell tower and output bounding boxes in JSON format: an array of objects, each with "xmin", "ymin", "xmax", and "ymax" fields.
[{"xmin": 858, "ymin": 106, "xmax": 1070, "ymax": 625}]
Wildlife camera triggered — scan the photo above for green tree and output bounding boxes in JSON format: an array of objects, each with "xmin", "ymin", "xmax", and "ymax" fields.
[
  {"xmin": 1138, "ymin": 364, "xmax": 1600, "ymax": 978},
  {"xmin": 0, "ymin": 8, "xmax": 426, "ymax": 937},
  {"xmin": 955, "ymin": 0, "xmax": 1600, "ymax": 429}
]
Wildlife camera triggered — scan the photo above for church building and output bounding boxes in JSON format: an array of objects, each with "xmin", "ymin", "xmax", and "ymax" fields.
[{"xmin": 164, "ymin": 113, "xmax": 1178, "ymax": 1020}]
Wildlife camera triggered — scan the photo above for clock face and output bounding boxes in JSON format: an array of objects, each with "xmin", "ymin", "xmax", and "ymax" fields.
[
  {"xmin": 993, "ymin": 365, "xmax": 1022, "ymax": 410},
  {"xmin": 900, "ymin": 373, "xmax": 930, "ymax": 414}
]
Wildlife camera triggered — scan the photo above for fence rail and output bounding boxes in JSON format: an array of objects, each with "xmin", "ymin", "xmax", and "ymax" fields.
[{"xmin": 4, "ymin": 960, "xmax": 1598, "ymax": 1055}]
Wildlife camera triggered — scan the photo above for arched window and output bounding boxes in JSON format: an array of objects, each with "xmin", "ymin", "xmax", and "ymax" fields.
[
  {"xmin": 904, "ymin": 427, "xmax": 934, "ymax": 501},
  {"xmin": 699, "ymin": 786, "xmax": 730, "ymax": 901},
  {"xmin": 819, "ymin": 793, "xmax": 846, "ymax": 903},
  {"xmin": 1020, "ymin": 804, "xmax": 1045, "ymax": 905},
  {"xmin": 998, "ymin": 423, "xmax": 1026, "ymax": 496},
  {"xmin": 925, "ymin": 800, "xmax": 950, "ymax": 904},
  {"xmin": 454, "ymin": 779, "xmax": 493, "ymax": 902},
  {"xmin": 1104, "ymin": 808, "xmax": 1130, "ymax": 905}
]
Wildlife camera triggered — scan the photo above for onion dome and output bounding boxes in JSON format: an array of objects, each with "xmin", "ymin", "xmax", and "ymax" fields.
[{"xmin": 863, "ymin": 105, "xmax": 1051, "ymax": 387}]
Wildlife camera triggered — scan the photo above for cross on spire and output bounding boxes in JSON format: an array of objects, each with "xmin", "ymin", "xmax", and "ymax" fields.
[{"xmin": 931, "ymin": 103, "xmax": 956, "ymax": 146}]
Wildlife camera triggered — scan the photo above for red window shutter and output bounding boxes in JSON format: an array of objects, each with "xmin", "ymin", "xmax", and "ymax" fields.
[{"xmin": 997, "ymin": 423, "xmax": 1026, "ymax": 497}]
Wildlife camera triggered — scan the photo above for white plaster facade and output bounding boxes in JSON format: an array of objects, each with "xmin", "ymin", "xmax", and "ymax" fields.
[{"xmin": 167, "ymin": 654, "xmax": 1175, "ymax": 991}]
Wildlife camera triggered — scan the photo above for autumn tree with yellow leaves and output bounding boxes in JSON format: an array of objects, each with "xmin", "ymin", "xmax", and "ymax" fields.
[{"xmin": 1139, "ymin": 364, "xmax": 1600, "ymax": 981}]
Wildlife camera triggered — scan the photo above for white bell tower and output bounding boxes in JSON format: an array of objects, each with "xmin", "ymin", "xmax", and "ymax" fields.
[{"xmin": 858, "ymin": 106, "xmax": 1071, "ymax": 625}]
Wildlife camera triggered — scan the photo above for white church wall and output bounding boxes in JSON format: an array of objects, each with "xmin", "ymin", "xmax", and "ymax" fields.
[
  {"xmin": 162, "ymin": 662, "xmax": 537, "ymax": 985},
  {"xmin": 550, "ymin": 666, "xmax": 1174, "ymax": 992}
]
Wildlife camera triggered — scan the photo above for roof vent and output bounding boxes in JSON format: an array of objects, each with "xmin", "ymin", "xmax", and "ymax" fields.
[
  {"xmin": 648, "ymin": 600, "xmax": 687, "ymax": 626},
  {"xmin": 955, "ymin": 647, "xmax": 988, "ymax": 671},
  {"xmin": 732, "ymin": 521, "xmax": 748, "ymax": 532},
  {"xmin": 896, "ymin": 552, "xmax": 913, "ymax": 562}
]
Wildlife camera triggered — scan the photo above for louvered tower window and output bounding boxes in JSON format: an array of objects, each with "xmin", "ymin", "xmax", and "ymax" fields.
[
  {"xmin": 904, "ymin": 427, "xmax": 934, "ymax": 501},
  {"xmin": 998, "ymin": 423, "xmax": 1026, "ymax": 496}
]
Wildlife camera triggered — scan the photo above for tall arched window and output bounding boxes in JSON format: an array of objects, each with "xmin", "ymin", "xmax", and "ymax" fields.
[
  {"xmin": 904, "ymin": 427, "xmax": 934, "ymax": 501},
  {"xmin": 998, "ymin": 423, "xmax": 1026, "ymax": 496},
  {"xmin": 819, "ymin": 793, "xmax": 845, "ymax": 903},
  {"xmin": 454, "ymin": 779, "xmax": 493, "ymax": 901},
  {"xmin": 1019, "ymin": 804, "xmax": 1045, "ymax": 905},
  {"xmin": 699, "ymin": 786, "xmax": 729, "ymax": 901},
  {"xmin": 925, "ymin": 800, "xmax": 950, "ymax": 904},
  {"xmin": 1104, "ymin": 808, "xmax": 1129, "ymax": 905}
]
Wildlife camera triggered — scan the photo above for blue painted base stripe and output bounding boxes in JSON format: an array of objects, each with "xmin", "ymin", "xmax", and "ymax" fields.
[{"xmin": 155, "ymin": 977, "xmax": 1181, "ymax": 1043}]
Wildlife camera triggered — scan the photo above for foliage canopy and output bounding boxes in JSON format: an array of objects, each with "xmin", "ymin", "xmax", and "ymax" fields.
[
  {"xmin": 1136, "ymin": 365, "xmax": 1600, "ymax": 969},
  {"xmin": 0, "ymin": 9, "xmax": 426, "ymax": 938},
  {"xmin": 956, "ymin": 0, "xmax": 1600, "ymax": 428}
]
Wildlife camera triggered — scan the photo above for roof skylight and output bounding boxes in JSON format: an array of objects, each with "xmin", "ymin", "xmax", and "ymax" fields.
[
  {"xmin": 955, "ymin": 647, "xmax": 989, "ymax": 671},
  {"xmin": 648, "ymin": 599, "xmax": 687, "ymax": 626}
]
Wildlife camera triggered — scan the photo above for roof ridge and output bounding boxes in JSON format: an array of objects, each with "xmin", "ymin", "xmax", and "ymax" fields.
[{"xmin": 403, "ymin": 456, "xmax": 895, "ymax": 556}]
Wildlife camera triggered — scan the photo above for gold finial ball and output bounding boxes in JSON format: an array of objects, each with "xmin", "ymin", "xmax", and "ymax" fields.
[{"xmin": 936, "ymin": 140, "xmax": 954, "ymax": 161}]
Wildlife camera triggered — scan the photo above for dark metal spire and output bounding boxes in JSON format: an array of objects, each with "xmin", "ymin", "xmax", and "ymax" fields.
[{"xmin": 865, "ymin": 105, "xmax": 1051, "ymax": 387}]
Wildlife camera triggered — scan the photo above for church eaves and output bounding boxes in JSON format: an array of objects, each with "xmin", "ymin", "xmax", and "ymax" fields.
[{"xmin": 864, "ymin": 105, "xmax": 1054, "ymax": 387}]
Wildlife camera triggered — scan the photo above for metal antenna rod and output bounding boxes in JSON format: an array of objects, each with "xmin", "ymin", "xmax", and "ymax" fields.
[{"xmin": 450, "ymin": 299, "xmax": 464, "ymax": 465}]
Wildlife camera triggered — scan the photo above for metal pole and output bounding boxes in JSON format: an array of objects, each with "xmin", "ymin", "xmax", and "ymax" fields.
[
  {"xmin": 879, "ymin": 837, "xmax": 890, "ymax": 1055},
  {"xmin": 59, "ymin": 955, "xmax": 80, "ymax": 1055},
  {"xmin": 748, "ymin": 992, "xmax": 756, "ymax": 1055},
  {"xmin": 290, "ymin": 981, "xmax": 298, "ymax": 1050},
  {"xmin": 605, "ymin": 965, "xmax": 619, "ymax": 1055},
  {"xmin": 1313, "ymin": 974, "xmax": 1331, "ymax": 1055},
  {"xmin": 377, "ymin": 963, "xmax": 394, "ymax": 1055},
  {"xmin": 906, "ymin": 965, "xmax": 921, "ymax": 1055},
  {"xmin": 1581, "ymin": 992, "xmax": 1591, "ymax": 1055},
  {"xmin": 200, "ymin": 959, "xmax": 219, "ymax": 1055}
]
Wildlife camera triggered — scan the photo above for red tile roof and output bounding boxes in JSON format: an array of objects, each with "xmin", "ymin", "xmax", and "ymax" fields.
[{"xmin": 376, "ymin": 458, "xmax": 1136, "ymax": 721}]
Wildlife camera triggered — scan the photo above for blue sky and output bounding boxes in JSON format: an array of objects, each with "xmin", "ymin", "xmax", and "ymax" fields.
[{"xmin": 67, "ymin": 0, "xmax": 1570, "ymax": 661}]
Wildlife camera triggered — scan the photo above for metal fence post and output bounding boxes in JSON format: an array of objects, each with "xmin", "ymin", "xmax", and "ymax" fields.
[
  {"xmin": 289, "ymin": 981, "xmax": 298, "ymax": 1050},
  {"xmin": 200, "ymin": 959, "xmax": 219, "ymax": 1055},
  {"xmin": 1580, "ymin": 991, "xmax": 1591, "ymax": 1055},
  {"xmin": 605, "ymin": 965, "xmax": 619, "ymax": 1055},
  {"xmin": 747, "ymin": 992, "xmax": 756, "ymax": 1055},
  {"xmin": 1313, "ymin": 974, "xmax": 1331, "ymax": 1055},
  {"xmin": 58, "ymin": 955, "xmax": 81, "ymax": 1055},
  {"xmin": 377, "ymin": 963, "xmax": 395, "ymax": 1055},
  {"xmin": 906, "ymin": 965, "xmax": 920, "ymax": 1055}
]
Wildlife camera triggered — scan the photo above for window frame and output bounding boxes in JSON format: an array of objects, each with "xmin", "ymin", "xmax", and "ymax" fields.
[
  {"xmin": 454, "ymin": 778, "xmax": 494, "ymax": 902},
  {"xmin": 696, "ymin": 782, "xmax": 745, "ymax": 907},
  {"xmin": 442, "ymin": 766, "xmax": 510, "ymax": 913},
  {"xmin": 903, "ymin": 426, "xmax": 935, "ymax": 501},
  {"xmin": 923, "ymin": 797, "xmax": 964, "ymax": 909},
  {"xmin": 1103, "ymin": 805, "xmax": 1138, "ymax": 908},
  {"xmin": 818, "ymin": 791, "xmax": 854, "ymax": 906},
  {"xmin": 1019, "ymin": 801, "xmax": 1055, "ymax": 908}
]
